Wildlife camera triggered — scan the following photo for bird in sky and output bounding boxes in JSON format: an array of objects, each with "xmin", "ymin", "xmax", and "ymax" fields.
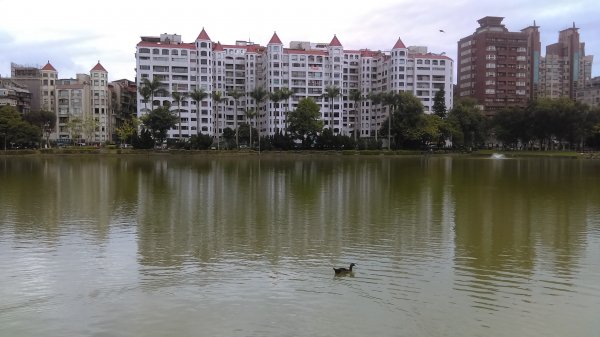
[{"xmin": 439, "ymin": 29, "xmax": 445, "ymax": 33}]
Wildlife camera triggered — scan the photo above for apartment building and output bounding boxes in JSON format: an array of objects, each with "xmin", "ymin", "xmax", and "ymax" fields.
[
  {"xmin": 10, "ymin": 62, "xmax": 57, "ymax": 112},
  {"xmin": 55, "ymin": 62, "xmax": 111, "ymax": 143},
  {"xmin": 539, "ymin": 24, "xmax": 594, "ymax": 100},
  {"xmin": 576, "ymin": 76, "xmax": 600, "ymax": 107},
  {"xmin": 457, "ymin": 16, "xmax": 538, "ymax": 115},
  {"xmin": 0, "ymin": 78, "xmax": 32, "ymax": 113},
  {"xmin": 135, "ymin": 29, "xmax": 454, "ymax": 139}
]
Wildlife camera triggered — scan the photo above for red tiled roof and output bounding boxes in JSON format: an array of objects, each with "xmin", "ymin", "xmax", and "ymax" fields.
[
  {"xmin": 41, "ymin": 61, "xmax": 56, "ymax": 71},
  {"xmin": 137, "ymin": 41, "xmax": 196, "ymax": 49},
  {"xmin": 91, "ymin": 62, "xmax": 107, "ymax": 72},
  {"xmin": 196, "ymin": 28, "xmax": 211, "ymax": 41},
  {"xmin": 329, "ymin": 35, "xmax": 342, "ymax": 47},
  {"xmin": 213, "ymin": 42, "xmax": 224, "ymax": 51},
  {"xmin": 360, "ymin": 49, "xmax": 384, "ymax": 58},
  {"xmin": 283, "ymin": 48, "xmax": 328, "ymax": 56},
  {"xmin": 412, "ymin": 53, "xmax": 453, "ymax": 61},
  {"xmin": 268, "ymin": 32, "xmax": 282, "ymax": 45},
  {"xmin": 392, "ymin": 37, "xmax": 406, "ymax": 49}
]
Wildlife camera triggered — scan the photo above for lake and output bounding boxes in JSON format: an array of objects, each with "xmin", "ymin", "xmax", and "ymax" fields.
[{"xmin": 1, "ymin": 154, "xmax": 599, "ymax": 337}]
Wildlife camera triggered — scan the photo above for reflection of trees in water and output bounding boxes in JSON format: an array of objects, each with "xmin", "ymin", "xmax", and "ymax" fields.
[{"xmin": 452, "ymin": 158, "xmax": 599, "ymax": 306}]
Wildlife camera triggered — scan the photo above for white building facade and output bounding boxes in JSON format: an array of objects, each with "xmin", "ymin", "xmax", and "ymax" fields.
[{"xmin": 135, "ymin": 30, "xmax": 454, "ymax": 139}]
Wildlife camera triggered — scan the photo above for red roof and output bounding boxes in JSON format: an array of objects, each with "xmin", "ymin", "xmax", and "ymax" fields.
[
  {"xmin": 329, "ymin": 35, "xmax": 342, "ymax": 47},
  {"xmin": 91, "ymin": 62, "xmax": 107, "ymax": 72},
  {"xmin": 213, "ymin": 42, "xmax": 224, "ymax": 51},
  {"xmin": 268, "ymin": 32, "xmax": 282, "ymax": 45},
  {"xmin": 137, "ymin": 41, "xmax": 196, "ymax": 49},
  {"xmin": 41, "ymin": 61, "xmax": 56, "ymax": 71},
  {"xmin": 412, "ymin": 53, "xmax": 453, "ymax": 61},
  {"xmin": 196, "ymin": 28, "xmax": 211, "ymax": 41},
  {"xmin": 283, "ymin": 48, "xmax": 328, "ymax": 56},
  {"xmin": 392, "ymin": 37, "xmax": 406, "ymax": 49}
]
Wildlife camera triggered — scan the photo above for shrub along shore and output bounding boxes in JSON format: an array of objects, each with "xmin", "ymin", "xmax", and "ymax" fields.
[{"xmin": 1, "ymin": 148, "xmax": 598, "ymax": 159}]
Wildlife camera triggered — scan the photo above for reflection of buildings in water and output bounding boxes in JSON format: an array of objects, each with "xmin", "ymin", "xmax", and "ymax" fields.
[
  {"xmin": 451, "ymin": 158, "xmax": 595, "ymax": 311},
  {"xmin": 134, "ymin": 157, "xmax": 458, "ymax": 270}
]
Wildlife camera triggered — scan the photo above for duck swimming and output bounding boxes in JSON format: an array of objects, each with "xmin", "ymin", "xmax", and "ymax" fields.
[{"xmin": 333, "ymin": 263, "xmax": 356, "ymax": 275}]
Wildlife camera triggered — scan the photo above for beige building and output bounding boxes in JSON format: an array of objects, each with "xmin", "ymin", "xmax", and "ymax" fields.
[
  {"xmin": 576, "ymin": 76, "xmax": 600, "ymax": 108},
  {"xmin": 539, "ymin": 25, "xmax": 594, "ymax": 100},
  {"xmin": 55, "ymin": 62, "xmax": 111, "ymax": 143}
]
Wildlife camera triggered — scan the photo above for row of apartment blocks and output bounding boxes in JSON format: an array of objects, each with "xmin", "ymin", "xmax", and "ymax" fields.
[
  {"xmin": 458, "ymin": 16, "xmax": 594, "ymax": 115},
  {"xmin": 135, "ymin": 29, "xmax": 454, "ymax": 138},
  {"xmin": 6, "ymin": 62, "xmax": 136, "ymax": 143}
]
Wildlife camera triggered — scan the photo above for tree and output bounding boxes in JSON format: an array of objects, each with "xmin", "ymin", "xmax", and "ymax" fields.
[
  {"xmin": 81, "ymin": 116, "xmax": 99, "ymax": 143},
  {"xmin": 432, "ymin": 88, "xmax": 447, "ymax": 118},
  {"xmin": 228, "ymin": 89, "xmax": 244, "ymax": 148},
  {"xmin": 0, "ymin": 106, "xmax": 40, "ymax": 149},
  {"xmin": 349, "ymin": 89, "xmax": 362, "ymax": 142},
  {"xmin": 212, "ymin": 91, "xmax": 224, "ymax": 149},
  {"xmin": 249, "ymin": 86, "xmax": 268, "ymax": 151},
  {"xmin": 381, "ymin": 92, "xmax": 401, "ymax": 150},
  {"xmin": 189, "ymin": 133, "xmax": 213, "ymax": 150},
  {"xmin": 141, "ymin": 105, "xmax": 178, "ymax": 147},
  {"xmin": 141, "ymin": 77, "xmax": 164, "ymax": 109},
  {"xmin": 171, "ymin": 90, "xmax": 189, "ymax": 139},
  {"xmin": 222, "ymin": 127, "xmax": 235, "ymax": 149},
  {"xmin": 115, "ymin": 118, "xmax": 139, "ymax": 145},
  {"xmin": 138, "ymin": 86, "xmax": 152, "ymax": 113},
  {"xmin": 287, "ymin": 98, "xmax": 323, "ymax": 148},
  {"xmin": 189, "ymin": 88, "xmax": 209, "ymax": 137},
  {"xmin": 447, "ymin": 98, "xmax": 488, "ymax": 149},
  {"xmin": 269, "ymin": 89, "xmax": 283, "ymax": 134},
  {"xmin": 323, "ymin": 86, "xmax": 340, "ymax": 134},
  {"xmin": 368, "ymin": 92, "xmax": 383, "ymax": 140},
  {"xmin": 244, "ymin": 109, "xmax": 257, "ymax": 148},
  {"xmin": 278, "ymin": 87, "xmax": 294, "ymax": 135},
  {"xmin": 23, "ymin": 110, "xmax": 55, "ymax": 148},
  {"xmin": 67, "ymin": 117, "xmax": 83, "ymax": 143},
  {"xmin": 380, "ymin": 92, "xmax": 426, "ymax": 149}
]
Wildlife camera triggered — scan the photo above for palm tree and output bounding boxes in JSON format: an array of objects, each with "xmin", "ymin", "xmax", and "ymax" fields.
[
  {"xmin": 244, "ymin": 108, "xmax": 257, "ymax": 148},
  {"xmin": 269, "ymin": 90, "xmax": 282, "ymax": 134},
  {"xmin": 278, "ymin": 87, "xmax": 293, "ymax": 135},
  {"xmin": 349, "ymin": 89, "xmax": 362, "ymax": 142},
  {"xmin": 382, "ymin": 92, "xmax": 401, "ymax": 150},
  {"xmin": 249, "ymin": 87, "xmax": 268, "ymax": 151},
  {"xmin": 323, "ymin": 86, "xmax": 340, "ymax": 134},
  {"xmin": 189, "ymin": 88, "xmax": 209, "ymax": 137},
  {"xmin": 139, "ymin": 86, "xmax": 152, "ymax": 113},
  {"xmin": 141, "ymin": 77, "xmax": 163, "ymax": 109},
  {"xmin": 171, "ymin": 90, "xmax": 188, "ymax": 139},
  {"xmin": 368, "ymin": 92, "xmax": 383, "ymax": 141},
  {"xmin": 228, "ymin": 89, "xmax": 244, "ymax": 148},
  {"xmin": 212, "ymin": 91, "xmax": 224, "ymax": 150}
]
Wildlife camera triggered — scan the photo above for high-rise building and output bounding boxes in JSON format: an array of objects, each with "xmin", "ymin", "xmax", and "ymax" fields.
[
  {"xmin": 457, "ymin": 16, "xmax": 537, "ymax": 115},
  {"xmin": 539, "ymin": 24, "xmax": 594, "ymax": 100},
  {"xmin": 135, "ymin": 29, "xmax": 454, "ymax": 139}
]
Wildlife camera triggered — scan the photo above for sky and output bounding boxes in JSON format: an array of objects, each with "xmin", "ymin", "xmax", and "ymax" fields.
[{"xmin": 1, "ymin": 0, "xmax": 598, "ymax": 82}]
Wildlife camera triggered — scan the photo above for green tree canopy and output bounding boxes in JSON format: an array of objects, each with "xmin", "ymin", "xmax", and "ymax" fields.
[
  {"xmin": 141, "ymin": 106, "xmax": 178, "ymax": 146},
  {"xmin": 287, "ymin": 98, "xmax": 323, "ymax": 148}
]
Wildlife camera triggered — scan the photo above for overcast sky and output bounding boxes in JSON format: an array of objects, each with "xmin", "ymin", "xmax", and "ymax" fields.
[{"xmin": 1, "ymin": 0, "xmax": 598, "ymax": 82}]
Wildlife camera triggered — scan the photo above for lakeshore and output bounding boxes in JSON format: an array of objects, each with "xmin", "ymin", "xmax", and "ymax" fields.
[{"xmin": 1, "ymin": 148, "xmax": 599, "ymax": 160}]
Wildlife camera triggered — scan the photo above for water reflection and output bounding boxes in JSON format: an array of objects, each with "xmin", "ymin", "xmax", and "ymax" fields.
[{"xmin": 1, "ymin": 155, "xmax": 599, "ymax": 336}]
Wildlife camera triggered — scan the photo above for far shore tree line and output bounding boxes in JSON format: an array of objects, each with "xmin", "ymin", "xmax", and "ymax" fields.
[{"xmin": 2, "ymin": 79, "xmax": 600, "ymax": 151}]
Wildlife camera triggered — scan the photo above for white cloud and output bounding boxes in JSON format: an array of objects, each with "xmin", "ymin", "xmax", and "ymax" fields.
[{"xmin": 0, "ymin": 0, "xmax": 598, "ymax": 81}]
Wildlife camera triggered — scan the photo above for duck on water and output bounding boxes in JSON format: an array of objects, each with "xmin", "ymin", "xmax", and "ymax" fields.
[{"xmin": 333, "ymin": 263, "xmax": 356, "ymax": 275}]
